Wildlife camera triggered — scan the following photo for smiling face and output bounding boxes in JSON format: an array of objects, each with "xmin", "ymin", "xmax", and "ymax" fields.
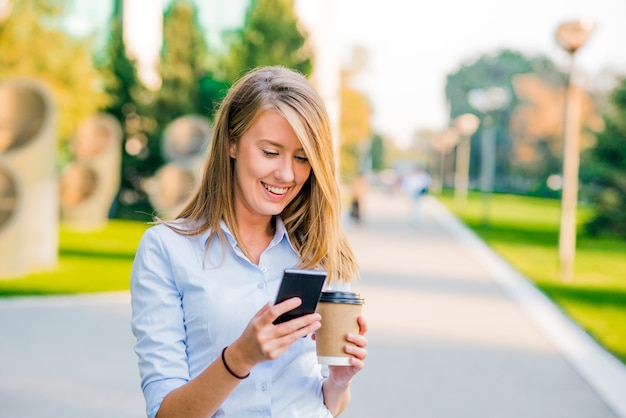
[{"xmin": 229, "ymin": 109, "xmax": 312, "ymax": 225}]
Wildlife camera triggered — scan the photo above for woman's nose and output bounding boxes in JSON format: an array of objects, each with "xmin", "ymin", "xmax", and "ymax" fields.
[{"xmin": 274, "ymin": 157, "xmax": 295, "ymax": 182}]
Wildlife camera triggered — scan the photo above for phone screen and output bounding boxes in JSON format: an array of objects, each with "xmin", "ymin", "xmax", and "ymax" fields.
[{"xmin": 273, "ymin": 268, "xmax": 326, "ymax": 325}]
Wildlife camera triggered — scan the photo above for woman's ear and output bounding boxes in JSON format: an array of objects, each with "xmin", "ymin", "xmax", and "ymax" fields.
[{"xmin": 229, "ymin": 137, "xmax": 237, "ymax": 159}]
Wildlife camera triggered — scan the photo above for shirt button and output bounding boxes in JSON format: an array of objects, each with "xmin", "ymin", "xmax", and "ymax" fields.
[
  {"xmin": 261, "ymin": 266, "xmax": 267, "ymax": 273},
  {"xmin": 257, "ymin": 282, "xmax": 265, "ymax": 289},
  {"xmin": 259, "ymin": 382, "xmax": 269, "ymax": 392}
]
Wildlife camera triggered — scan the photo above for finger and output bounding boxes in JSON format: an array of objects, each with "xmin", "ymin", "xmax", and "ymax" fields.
[
  {"xmin": 348, "ymin": 356, "xmax": 365, "ymax": 370},
  {"xmin": 345, "ymin": 343, "xmax": 368, "ymax": 361},
  {"xmin": 291, "ymin": 318, "xmax": 321, "ymax": 339},
  {"xmin": 346, "ymin": 332, "xmax": 368, "ymax": 348},
  {"xmin": 271, "ymin": 296, "xmax": 302, "ymax": 315},
  {"xmin": 273, "ymin": 296, "xmax": 302, "ymax": 309},
  {"xmin": 276, "ymin": 312, "xmax": 321, "ymax": 336},
  {"xmin": 264, "ymin": 297, "xmax": 303, "ymax": 324},
  {"xmin": 272, "ymin": 313, "xmax": 321, "ymax": 346},
  {"xmin": 263, "ymin": 317, "xmax": 322, "ymax": 358},
  {"xmin": 357, "ymin": 316, "xmax": 368, "ymax": 335}
]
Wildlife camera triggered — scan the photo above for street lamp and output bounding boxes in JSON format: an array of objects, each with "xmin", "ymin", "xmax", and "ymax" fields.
[
  {"xmin": 554, "ymin": 19, "xmax": 595, "ymax": 281},
  {"xmin": 468, "ymin": 87, "xmax": 510, "ymax": 227},
  {"xmin": 430, "ymin": 127, "xmax": 459, "ymax": 194},
  {"xmin": 453, "ymin": 113, "xmax": 480, "ymax": 206}
]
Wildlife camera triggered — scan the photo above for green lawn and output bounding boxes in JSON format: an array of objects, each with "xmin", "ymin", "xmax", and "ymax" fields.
[
  {"xmin": 0, "ymin": 219, "xmax": 150, "ymax": 296},
  {"xmin": 437, "ymin": 191, "xmax": 626, "ymax": 365}
]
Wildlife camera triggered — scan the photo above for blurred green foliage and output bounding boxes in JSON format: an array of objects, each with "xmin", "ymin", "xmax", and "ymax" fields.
[
  {"xmin": 223, "ymin": 0, "xmax": 312, "ymax": 81},
  {"xmin": 581, "ymin": 76, "xmax": 626, "ymax": 238},
  {"xmin": 156, "ymin": 0, "xmax": 225, "ymax": 119},
  {"xmin": 445, "ymin": 50, "xmax": 565, "ymax": 195}
]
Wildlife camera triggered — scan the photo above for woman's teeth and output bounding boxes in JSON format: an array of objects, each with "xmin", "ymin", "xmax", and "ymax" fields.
[{"xmin": 263, "ymin": 183, "xmax": 288, "ymax": 195}]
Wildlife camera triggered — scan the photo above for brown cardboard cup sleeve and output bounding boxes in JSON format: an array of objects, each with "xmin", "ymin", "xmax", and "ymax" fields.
[{"xmin": 314, "ymin": 291, "xmax": 364, "ymax": 366}]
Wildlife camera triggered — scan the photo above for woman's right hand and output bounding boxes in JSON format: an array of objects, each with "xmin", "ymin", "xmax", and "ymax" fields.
[{"xmin": 226, "ymin": 298, "xmax": 322, "ymax": 375}]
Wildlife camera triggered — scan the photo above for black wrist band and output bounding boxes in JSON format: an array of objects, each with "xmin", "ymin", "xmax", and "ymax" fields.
[{"xmin": 221, "ymin": 346, "xmax": 250, "ymax": 379}]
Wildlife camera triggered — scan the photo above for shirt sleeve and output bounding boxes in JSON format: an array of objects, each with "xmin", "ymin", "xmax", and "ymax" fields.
[{"xmin": 130, "ymin": 226, "xmax": 190, "ymax": 418}]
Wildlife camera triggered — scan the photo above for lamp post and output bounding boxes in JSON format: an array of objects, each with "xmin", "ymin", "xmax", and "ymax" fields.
[
  {"xmin": 453, "ymin": 113, "xmax": 480, "ymax": 206},
  {"xmin": 468, "ymin": 87, "xmax": 510, "ymax": 227},
  {"xmin": 554, "ymin": 19, "xmax": 595, "ymax": 281},
  {"xmin": 430, "ymin": 127, "xmax": 459, "ymax": 193}
]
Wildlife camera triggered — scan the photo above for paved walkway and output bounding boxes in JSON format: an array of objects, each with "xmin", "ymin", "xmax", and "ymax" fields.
[
  {"xmin": 0, "ymin": 292, "xmax": 142, "ymax": 417},
  {"xmin": 0, "ymin": 189, "xmax": 625, "ymax": 417},
  {"xmin": 343, "ymin": 190, "xmax": 626, "ymax": 418}
]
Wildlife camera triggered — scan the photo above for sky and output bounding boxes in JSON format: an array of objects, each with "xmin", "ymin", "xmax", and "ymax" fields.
[{"xmin": 64, "ymin": 0, "xmax": 626, "ymax": 149}]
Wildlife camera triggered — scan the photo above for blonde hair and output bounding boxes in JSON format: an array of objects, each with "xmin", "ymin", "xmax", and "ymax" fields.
[{"xmin": 169, "ymin": 66, "xmax": 358, "ymax": 283}]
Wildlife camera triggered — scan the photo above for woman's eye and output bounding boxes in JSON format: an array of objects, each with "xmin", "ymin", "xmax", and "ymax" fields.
[
  {"xmin": 262, "ymin": 150, "xmax": 278, "ymax": 157},
  {"xmin": 295, "ymin": 155, "xmax": 309, "ymax": 164}
]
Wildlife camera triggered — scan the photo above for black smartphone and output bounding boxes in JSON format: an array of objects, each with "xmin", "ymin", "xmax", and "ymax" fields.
[{"xmin": 273, "ymin": 268, "xmax": 327, "ymax": 325}]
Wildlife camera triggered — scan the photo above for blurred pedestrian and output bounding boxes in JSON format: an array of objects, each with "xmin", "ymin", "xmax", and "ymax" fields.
[
  {"xmin": 349, "ymin": 172, "xmax": 368, "ymax": 224},
  {"xmin": 130, "ymin": 66, "xmax": 368, "ymax": 418},
  {"xmin": 402, "ymin": 166, "xmax": 431, "ymax": 224}
]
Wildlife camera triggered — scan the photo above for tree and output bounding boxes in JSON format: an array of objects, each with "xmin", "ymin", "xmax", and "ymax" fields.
[
  {"xmin": 0, "ymin": 0, "xmax": 108, "ymax": 149},
  {"xmin": 96, "ymin": 1, "xmax": 158, "ymax": 219},
  {"xmin": 155, "ymin": 0, "xmax": 225, "ymax": 123},
  {"xmin": 339, "ymin": 47, "xmax": 372, "ymax": 182},
  {"xmin": 223, "ymin": 0, "xmax": 312, "ymax": 82},
  {"xmin": 339, "ymin": 73, "xmax": 371, "ymax": 181},
  {"xmin": 370, "ymin": 134, "xmax": 384, "ymax": 172},
  {"xmin": 445, "ymin": 49, "xmax": 575, "ymax": 194},
  {"xmin": 97, "ymin": 2, "xmax": 142, "ymax": 125},
  {"xmin": 509, "ymin": 73, "xmax": 600, "ymax": 196},
  {"xmin": 580, "ymin": 77, "xmax": 626, "ymax": 238}
]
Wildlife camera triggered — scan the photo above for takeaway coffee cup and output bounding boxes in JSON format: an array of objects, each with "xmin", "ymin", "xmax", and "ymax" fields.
[{"xmin": 315, "ymin": 291, "xmax": 365, "ymax": 366}]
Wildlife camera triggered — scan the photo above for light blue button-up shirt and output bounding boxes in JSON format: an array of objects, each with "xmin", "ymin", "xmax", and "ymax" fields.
[{"xmin": 130, "ymin": 217, "xmax": 333, "ymax": 418}]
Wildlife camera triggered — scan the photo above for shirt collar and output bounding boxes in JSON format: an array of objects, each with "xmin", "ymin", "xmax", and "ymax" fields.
[
  {"xmin": 272, "ymin": 217, "xmax": 293, "ymax": 249},
  {"xmin": 200, "ymin": 216, "xmax": 295, "ymax": 252}
]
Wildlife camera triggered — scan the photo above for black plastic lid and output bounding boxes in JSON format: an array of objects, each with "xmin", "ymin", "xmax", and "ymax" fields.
[{"xmin": 319, "ymin": 290, "xmax": 364, "ymax": 304}]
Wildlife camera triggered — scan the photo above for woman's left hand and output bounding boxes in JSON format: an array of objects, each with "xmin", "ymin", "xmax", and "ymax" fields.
[{"xmin": 327, "ymin": 315, "xmax": 368, "ymax": 386}]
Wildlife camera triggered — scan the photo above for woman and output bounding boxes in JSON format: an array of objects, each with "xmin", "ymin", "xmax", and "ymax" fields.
[{"xmin": 131, "ymin": 66, "xmax": 368, "ymax": 418}]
